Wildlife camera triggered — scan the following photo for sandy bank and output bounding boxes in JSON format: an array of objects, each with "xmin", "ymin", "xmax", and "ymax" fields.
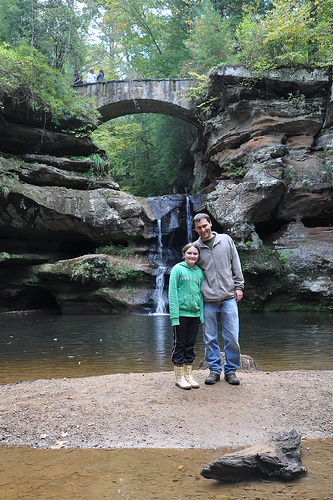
[{"xmin": 1, "ymin": 369, "xmax": 332, "ymax": 450}]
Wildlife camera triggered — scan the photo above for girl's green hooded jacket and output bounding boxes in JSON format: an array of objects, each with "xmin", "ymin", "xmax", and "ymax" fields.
[{"xmin": 168, "ymin": 261, "xmax": 204, "ymax": 326}]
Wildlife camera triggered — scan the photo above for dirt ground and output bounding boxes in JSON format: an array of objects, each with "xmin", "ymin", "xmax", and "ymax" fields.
[{"xmin": 0, "ymin": 369, "xmax": 332, "ymax": 450}]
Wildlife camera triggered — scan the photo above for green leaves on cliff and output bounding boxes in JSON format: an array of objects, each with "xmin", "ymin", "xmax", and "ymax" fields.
[
  {"xmin": 184, "ymin": 1, "xmax": 233, "ymax": 73},
  {"xmin": 70, "ymin": 257, "xmax": 145, "ymax": 283},
  {"xmin": 0, "ymin": 43, "xmax": 99, "ymax": 126},
  {"xmin": 235, "ymin": 0, "xmax": 333, "ymax": 70}
]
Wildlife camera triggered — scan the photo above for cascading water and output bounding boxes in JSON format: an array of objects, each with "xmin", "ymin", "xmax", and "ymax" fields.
[
  {"xmin": 186, "ymin": 195, "xmax": 194, "ymax": 242},
  {"xmin": 154, "ymin": 219, "xmax": 168, "ymax": 315},
  {"xmin": 156, "ymin": 219, "xmax": 163, "ymax": 261},
  {"xmin": 148, "ymin": 195, "xmax": 185, "ymax": 315},
  {"xmin": 147, "ymin": 194, "xmax": 204, "ymax": 315}
]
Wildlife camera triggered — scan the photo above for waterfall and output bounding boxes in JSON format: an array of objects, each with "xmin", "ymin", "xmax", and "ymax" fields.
[
  {"xmin": 186, "ymin": 196, "xmax": 193, "ymax": 242},
  {"xmin": 153, "ymin": 219, "xmax": 168, "ymax": 315},
  {"xmin": 147, "ymin": 194, "xmax": 201, "ymax": 315},
  {"xmin": 154, "ymin": 266, "xmax": 167, "ymax": 314},
  {"xmin": 157, "ymin": 219, "xmax": 163, "ymax": 261}
]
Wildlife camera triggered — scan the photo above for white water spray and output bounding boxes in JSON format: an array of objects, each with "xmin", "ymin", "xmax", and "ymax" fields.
[
  {"xmin": 153, "ymin": 219, "xmax": 168, "ymax": 315},
  {"xmin": 186, "ymin": 196, "xmax": 193, "ymax": 242}
]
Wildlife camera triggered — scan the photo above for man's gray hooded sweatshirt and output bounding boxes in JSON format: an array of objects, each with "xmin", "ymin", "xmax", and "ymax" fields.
[{"xmin": 194, "ymin": 232, "xmax": 244, "ymax": 302}]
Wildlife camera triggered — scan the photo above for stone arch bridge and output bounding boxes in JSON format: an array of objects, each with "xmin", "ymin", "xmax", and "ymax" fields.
[{"xmin": 74, "ymin": 79, "xmax": 201, "ymax": 128}]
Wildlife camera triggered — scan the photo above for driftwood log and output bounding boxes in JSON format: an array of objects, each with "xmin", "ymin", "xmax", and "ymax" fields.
[
  {"xmin": 199, "ymin": 353, "xmax": 261, "ymax": 372},
  {"xmin": 201, "ymin": 430, "xmax": 307, "ymax": 482}
]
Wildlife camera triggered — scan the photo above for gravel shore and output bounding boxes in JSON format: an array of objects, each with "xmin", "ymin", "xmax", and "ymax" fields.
[{"xmin": 1, "ymin": 369, "xmax": 332, "ymax": 450}]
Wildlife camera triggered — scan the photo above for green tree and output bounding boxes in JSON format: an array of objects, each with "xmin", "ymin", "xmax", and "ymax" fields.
[
  {"xmin": 37, "ymin": 0, "xmax": 89, "ymax": 71},
  {"xmin": 0, "ymin": 0, "xmax": 90, "ymax": 71},
  {"xmin": 92, "ymin": 114, "xmax": 196, "ymax": 196},
  {"xmin": 184, "ymin": 0, "xmax": 233, "ymax": 73},
  {"xmin": 235, "ymin": 0, "xmax": 314, "ymax": 70},
  {"xmin": 310, "ymin": 0, "xmax": 333, "ymax": 65},
  {"xmin": 211, "ymin": 0, "xmax": 271, "ymax": 29},
  {"xmin": 93, "ymin": 0, "xmax": 196, "ymax": 78},
  {"xmin": 0, "ymin": 0, "xmax": 37, "ymax": 45},
  {"xmin": 0, "ymin": 43, "xmax": 99, "ymax": 127}
]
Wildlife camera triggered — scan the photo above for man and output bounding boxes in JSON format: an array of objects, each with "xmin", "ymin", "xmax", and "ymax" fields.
[{"xmin": 193, "ymin": 213, "xmax": 244, "ymax": 385}]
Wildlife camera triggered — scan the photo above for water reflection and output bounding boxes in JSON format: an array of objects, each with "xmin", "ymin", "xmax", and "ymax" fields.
[
  {"xmin": 0, "ymin": 311, "xmax": 332, "ymax": 384},
  {"xmin": 240, "ymin": 312, "xmax": 333, "ymax": 371}
]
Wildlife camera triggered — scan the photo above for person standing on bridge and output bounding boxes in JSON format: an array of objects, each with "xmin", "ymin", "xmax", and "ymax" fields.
[
  {"xmin": 73, "ymin": 69, "xmax": 83, "ymax": 86},
  {"xmin": 97, "ymin": 69, "xmax": 104, "ymax": 82},
  {"xmin": 86, "ymin": 69, "xmax": 97, "ymax": 84}
]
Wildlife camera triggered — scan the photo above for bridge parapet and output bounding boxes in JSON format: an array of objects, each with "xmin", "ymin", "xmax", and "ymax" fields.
[{"xmin": 75, "ymin": 78, "xmax": 201, "ymax": 128}]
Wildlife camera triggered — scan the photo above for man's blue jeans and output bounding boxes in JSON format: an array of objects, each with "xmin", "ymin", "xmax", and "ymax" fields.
[{"xmin": 203, "ymin": 299, "xmax": 240, "ymax": 375}]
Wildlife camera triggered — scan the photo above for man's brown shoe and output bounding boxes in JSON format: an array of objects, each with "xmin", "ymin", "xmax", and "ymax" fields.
[
  {"xmin": 205, "ymin": 372, "xmax": 221, "ymax": 385},
  {"xmin": 224, "ymin": 373, "xmax": 240, "ymax": 385}
]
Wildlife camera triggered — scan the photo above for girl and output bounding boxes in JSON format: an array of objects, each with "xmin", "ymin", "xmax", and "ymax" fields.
[{"xmin": 168, "ymin": 243, "xmax": 204, "ymax": 389}]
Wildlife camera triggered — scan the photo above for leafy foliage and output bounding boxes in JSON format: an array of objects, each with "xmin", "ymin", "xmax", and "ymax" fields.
[
  {"xmin": 211, "ymin": 0, "xmax": 271, "ymax": 29},
  {"xmin": 93, "ymin": 0, "xmax": 199, "ymax": 78},
  {"xmin": 95, "ymin": 243, "xmax": 139, "ymax": 259},
  {"xmin": 186, "ymin": 73, "xmax": 209, "ymax": 103},
  {"xmin": 184, "ymin": 0, "xmax": 233, "ymax": 73},
  {"xmin": 0, "ymin": 43, "xmax": 99, "ymax": 126},
  {"xmin": 221, "ymin": 161, "xmax": 245, "ymax": 179},
  {"xmin": 89, "ymin": 154, "xmax": 108, "ymax": 175},
  {"xmin": 2, "ymin": 1, "xmax": 333, "ymax": 87},
  {"xmin": 92, "ymin": 114, "xmax": 196, "ymax": 196},
  {"xmin": 235, "ymin": 0, "xmax": 333, "ymax": 71},
  {"xmin": 0, "ymin": 0, "xmax": 90, "ymax": 71}
]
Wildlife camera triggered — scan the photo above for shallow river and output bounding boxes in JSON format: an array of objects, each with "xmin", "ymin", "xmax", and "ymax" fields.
[
  {"xmin": 0, "ymin": 311, "xmax": 332, "ymax": 384},
  {"xmin": 2, "ymin": 439, "xmax": 333, "ymax": 500}
]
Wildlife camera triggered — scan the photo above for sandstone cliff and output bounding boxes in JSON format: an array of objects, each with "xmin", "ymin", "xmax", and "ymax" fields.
[
  {"xmin": 192, "ymin": 66, "xmax": 332, "ymax": 312},
  {"xmin": 0, "ymin": 66, "xmax": 332, "ymax": 314}
]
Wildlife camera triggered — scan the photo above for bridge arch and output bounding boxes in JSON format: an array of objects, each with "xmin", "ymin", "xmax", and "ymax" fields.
[{"xmin": 75, "ymin": 79, "xmax": 202, "ymax": 129}]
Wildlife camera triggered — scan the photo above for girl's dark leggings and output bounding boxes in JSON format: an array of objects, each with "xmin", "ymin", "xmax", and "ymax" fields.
[{"xmin": 172, "ymin": 316, "xmax": 200, "ymax": 365}]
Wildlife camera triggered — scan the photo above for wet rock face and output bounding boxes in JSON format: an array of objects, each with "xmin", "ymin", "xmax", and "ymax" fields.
[
  {"xmin": 0, "ymin": 154, "xmax": 201, "ymax": 313},
  {"xmin": 37, "ymin": 254, "xmax": 155, "ymax": 314},
  {"xmin": 0, "ymin": 157, "xmax": 156, "ymax": 313},
  {"xmin": 271, "ymin": 221, "xmax": 333, "ymax": 301}
]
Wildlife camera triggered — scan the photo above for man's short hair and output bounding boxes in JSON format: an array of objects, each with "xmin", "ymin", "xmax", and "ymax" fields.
[{"xmin": 193, "ymin": 213, "xmax": 211, "ymax": 224}]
